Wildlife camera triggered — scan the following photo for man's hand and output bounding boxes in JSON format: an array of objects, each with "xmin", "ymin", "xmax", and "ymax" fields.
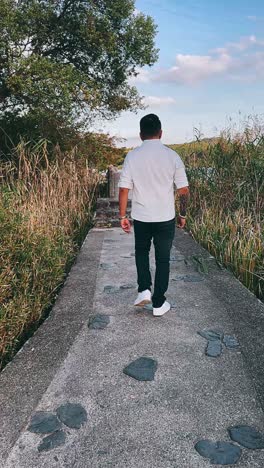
[
  {"xmin": 177, "ymin": 216, "xmax": 186, "ymax": 229},
  {"xmin": 121, "ymin": 218, "xmax": 131, "ymax": 233},
  {"xmin": 119, "ymin": 187, "xmax": 130, "ymax": 233}
]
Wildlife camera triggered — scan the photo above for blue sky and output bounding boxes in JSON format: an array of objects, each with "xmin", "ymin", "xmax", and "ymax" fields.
[{"xmin": 102, "ymin": 0, "xmax": 264, "ymax": 147}]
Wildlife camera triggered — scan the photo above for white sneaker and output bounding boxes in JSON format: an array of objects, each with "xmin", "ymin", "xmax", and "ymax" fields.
[
  {"xmin": 153, "ymin": 301, "xmax": 171, "ymax": 317},
  {"xmin": 134, "ymin": 290, "xmax": 152, "ymax": 307}
]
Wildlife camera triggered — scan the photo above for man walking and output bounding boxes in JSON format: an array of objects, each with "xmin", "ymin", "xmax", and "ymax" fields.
[{"xmin": 118, "ymin": 114, "xmax": 189, "ymax": 317}]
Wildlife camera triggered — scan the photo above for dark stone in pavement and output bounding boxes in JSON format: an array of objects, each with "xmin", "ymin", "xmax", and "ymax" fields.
[
  {"xmin": 170, "ymin": 254, "xmax": 185, "ymax": 262},
  {"xmin": 206, "ymin": 340, "xmax": 222, "ymax": 358},
  {"xmin": 56, "ymin": 403, "xmax": 87, "ymax": 429},
  {"xmin": 103, "ymin": 285, "xmax": 120, "ymax": 294},
  {"xmin": 223, "ymin": 335, "xmax": 240, "ymax": 350},
  {"xmin": 123, "ymin": 357, "xmax": 158, "ymax": 381},
  {"xmin": 100, "ymin": 263, "xmax": 115, "ymax": 270},
  {"xmin": 88, "ymin": 315, "xmax": 110, "ymax": 330},
  {"xmin": 228, "ymin": 425, "xmax": 264, "ymax": 449},
  {"xmin": 172, "ymin": 275, "xmax": 186, "ymax": 282},
  {"xmin": 120, "ymin": 255, "xmax": 133, "ymax": 259},
  {"xmin": 38, "ymin": 431, "xmax": 66, "ymax": 452},
  {"xmin": 198, "ymin": 329, "xmax": 224, "ymax": 341},
  {"xmin": 120, "ymin": 284, "xmax": 136, "ymax": 290},
  {"xmin": 195, "ymin": 440, "xmax": 242, "ymax": 465},
  {"xmin": 184, "ymin": 274, "xmax": 205, "ymax": 283},
  {"xmin": 28, "ymin": 412, "xmax": 62, "ymax": 434}
]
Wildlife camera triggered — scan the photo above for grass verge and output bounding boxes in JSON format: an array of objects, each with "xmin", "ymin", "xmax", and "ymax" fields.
[
  {"xmin": 173, "ymin": 124, "xmax": 264, "ymax": 300},
  {"xmin": 0, "ymin": 142, "xmax": 100, "ymax": 369}
]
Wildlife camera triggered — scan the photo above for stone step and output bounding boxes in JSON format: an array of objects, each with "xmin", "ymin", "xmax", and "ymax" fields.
[
  {"xmin": 95, "ymin": 198, "xmax": 132, "ymax": 228},
  {"xmin": 96, "ymin": 198, "xmax": 132, "ymax": 209},
  {"xmin": 96, "ymin": 209, "xmax": 131, "ymax": 218},
  {"xmin": 95, "ymin": 219, "xmax": 125, "ymax": 228}
]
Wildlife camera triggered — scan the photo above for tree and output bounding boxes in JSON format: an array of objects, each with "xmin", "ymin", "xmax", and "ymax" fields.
[{"xmin": 0, "ymin": 0, "xmax": 158, "ymax": 153}]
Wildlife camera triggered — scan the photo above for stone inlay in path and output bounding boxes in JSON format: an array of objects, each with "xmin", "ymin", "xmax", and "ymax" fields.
[
  {"xmin": 27, "ymin": 403, "xmax": 88, "ymax": 453},
  {"xmin": 171, "ymin": 274, "xmax": 205, "ymax": 283},
  {"xmin": 100, "ymin": 263, "xmax": 115, "ymax": 270},
  {"xmin": 228, "ymin": 425, "xmax": 264, "ymax": 450},
  {"xmin": 28, "ymin": 412, "xmax": 62, "ymax": 434},
  {"xmin": 38, "ymin": 431, "xmax": 66, "ymax": 452},
  {"xmin": 104, "ymin": 285, "xmax": 120, "ymax": 294},
  {"xmin": 88, "ymin": 315, "xmax": 110, "ymax": 330},
  {"xmin": 198, "ymin": 330, "xmax": 224, "ymax": 341},
  {"xmin": 170, "ymin": 254, "xmax": 185, "ymax": 262},
  {"xmin": 184, "ymin": 274, "xmax": 205, "ymax": 283},
  {"xmin": 56, "ymin": 403, "xmax": 88, "ymax": 429},
  {"xmin": 223, "ymin": 335, "xmax": 240, "ymax": 350},
  {"xmin": 195, "ymin": 440, "xmax": 242, "ymax": 465},
  {"xmin": 172, "ymin": 275, "xmax": 186, "ymax": 282},
  {"xmin": 120, "ymin": 284, "xmax": 136, "ymax": 290},
  {"xmin": 206, "ymin": 340, "xmax": 222, "ymax": 358},
  {"xmin": 198, "ymin": 329, "xmax": 239, "ymax": 358},
  {"xmin": 123, "ymin": 357, "xmax": 158, "ymax": 381}
]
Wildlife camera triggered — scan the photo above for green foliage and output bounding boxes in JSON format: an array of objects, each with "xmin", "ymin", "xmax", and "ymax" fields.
[
  {"xmin": 61, "ymin": 132, "xmax": 127, "ymax": 170},
  {"xmin": 0, "ymin": 0, "xmax": 158, "ymax": 153}
]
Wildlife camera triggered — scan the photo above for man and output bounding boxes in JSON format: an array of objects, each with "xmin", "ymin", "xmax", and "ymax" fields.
[{"xmin": 118, "ymin": 114, "xmax": 189, "ymax": 317}]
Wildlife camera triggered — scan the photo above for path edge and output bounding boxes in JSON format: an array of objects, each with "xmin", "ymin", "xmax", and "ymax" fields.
[{"xmin": 0, "ymin": 228, "xmax": 105, "ymax": 464}]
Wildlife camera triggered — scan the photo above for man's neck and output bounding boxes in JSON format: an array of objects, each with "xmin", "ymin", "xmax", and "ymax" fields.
[{"xmin": 143, "ymin": 138, "xmax": 161, "ymax": 142}]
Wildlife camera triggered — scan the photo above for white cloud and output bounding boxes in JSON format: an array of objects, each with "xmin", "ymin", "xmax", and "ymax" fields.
[
  {"xmin": 155, "ymin": 53, "xmax": 233, "ymax": 84},
  {"xmin": 128, "ymin": 35, "xmax": 264, "ymax": 87},
  {"xmin": 216, "ymin": 35, "xmax": 263, "ymax": 54},
  {"xmin": 143, "ymin": 96, "xmax": 176, "ymax": 106},
  {"xmin": 154, "ymin": 36, "xmax": 264, "ymax": 85}
]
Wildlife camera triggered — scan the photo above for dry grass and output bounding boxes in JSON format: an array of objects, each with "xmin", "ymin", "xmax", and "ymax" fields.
[
  {"xmin": 174, "ymin": 123, "xmax": 264, "ymax": 300},
  {"xmin": 0, "ymin": 142, "xmax": 100, "ymax": 368},
  {"xmin": 189, "ymin": 208, "xmax": 263, "ymax": 298}
]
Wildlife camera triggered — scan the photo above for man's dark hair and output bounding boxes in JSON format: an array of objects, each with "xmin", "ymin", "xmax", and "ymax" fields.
[{"xmin": 140, "ymin": 114, "xmax": 162, "ymax": 138}]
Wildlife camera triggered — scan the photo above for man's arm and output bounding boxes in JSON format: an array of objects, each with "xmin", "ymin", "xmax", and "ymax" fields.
[
  {"xmin": 177, "ymin": 186, "xmax": 190, "ymax": 229},
  {"xmin": 119, "ymin": 187, "xmax": 131, "ymax": 233},
  {"xmin": 118, "ymin": 155, "xmax": 133, "ymax": 233}
]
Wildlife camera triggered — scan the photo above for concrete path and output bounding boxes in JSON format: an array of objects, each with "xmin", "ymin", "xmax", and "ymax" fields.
[{"xmin": 1, "ymin": 227, "xmax": 264, "ymax": 467}]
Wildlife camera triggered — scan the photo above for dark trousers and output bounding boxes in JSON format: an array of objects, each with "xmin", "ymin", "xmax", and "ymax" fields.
[{"xmin": 133, "ymin": 218, "xmax": 175, "ymax": 308}]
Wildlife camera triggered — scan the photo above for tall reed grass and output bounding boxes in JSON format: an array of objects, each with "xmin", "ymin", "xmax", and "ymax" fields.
[
  {"xmin": 173, "ymin": 121, "xmax": 264, "ymax": 300},
  {"xmin": 0, "ymin": 142, "xmax": 100, "ymax": 369}
]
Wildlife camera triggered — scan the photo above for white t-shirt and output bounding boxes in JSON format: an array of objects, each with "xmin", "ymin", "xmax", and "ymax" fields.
[{"xmin": 118, "ymin": 139, "xmax": 189, "ymax": 222}]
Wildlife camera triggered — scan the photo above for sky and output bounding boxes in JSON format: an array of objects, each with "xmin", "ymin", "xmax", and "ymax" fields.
[{"xmin": 101, "ymin": 0, "xmax": 264, "ymax": 147}]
